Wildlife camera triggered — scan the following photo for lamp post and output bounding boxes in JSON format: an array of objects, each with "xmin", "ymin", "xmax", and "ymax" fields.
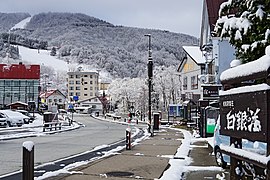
[{"xmin": 145, "ymin": 34, "xmax": 153, "ymax": 136}]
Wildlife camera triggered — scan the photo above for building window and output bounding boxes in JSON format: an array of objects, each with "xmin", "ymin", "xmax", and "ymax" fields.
[
  {"xmin": 84, "ymin": 94, "xmax": 88, "ymax": 96},
  {"xmin": 49, "ymin": 99, "xmax": 52, "ymax": 103},
  {"xmin": 191, "ymin": 76, "xmax": 198, "ymax": 89},
  {"xmin": 76, "ymin": 81, "xmax": 80, "ymax": 85},
  {"xmin": 84, "ymin": 82, "xmax": 88, "ymax": 84},
  {"xmin": 90, "ymin": 87, "xmax": 93, "ymax": 90},
  {"xmin": 14, "ymin": 81, "xmax": 20, "ymax": 86},
  {"xmin": 69, "ymin": 92, "xmax": 74, "ymax": 96},
  {"xmin": 76, "ymin": 86, "xmax": 80, "ymax": 90},
  {"xmin": 5, "ymin": 81, "xmax": 11, "ymax": 86},
  {"xmin": 90, "ymin": 81, "xmax": 93, "ymax": 84},
  {"xmin": 69, "ymin": 86, "xmax": 74, "ymax": 90},
  {"xmin": 76, "ymin": 92, "xmax": 80, "ymax": 96},
  {"xmin": 84, "ymin": 75, "xmax": 88, "ymax": 77},
  {"xmin": 90, "ymin": 75, "xmax": 93, "ymax": 78},
  {"xmin": 90, "ymin": 92, "xmax": 93, "ymax": 96},
  {"xmin": 28, "ymin": 81, "xmax": 34, "ymax": 86},
  {"xmin": 6, "ymin": 92, "xmax": 11, "ymax": 97},
  {"xmin": 54, "ymin": 99, "xmax": 57, "ymax": 102},
  {"xmin": 76, "ymin": 75, "xmax": 80, "ymax": 78},
  {"xmin": 69, "ymin": 75, "xmax": 74, "ymax": 78},
  {"xmin": 69, "ymin": 80, "xmax": 74, "ymax": 85},
  {"xmin": 59, "ymin": 99, "xmax": 62, "ymax": 103},
  {"xmin": 84, "ymin": 88, "xmax": 88, "ymax": 90},
  {"xmin": 183, "ymin": 76, "xmax": 187, "ymax": 90}
]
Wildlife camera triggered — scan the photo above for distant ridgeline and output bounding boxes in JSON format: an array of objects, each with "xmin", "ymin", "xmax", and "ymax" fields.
[{"xmin": 0, "ymin": 12, "xmax": 198, "ymax": 78}]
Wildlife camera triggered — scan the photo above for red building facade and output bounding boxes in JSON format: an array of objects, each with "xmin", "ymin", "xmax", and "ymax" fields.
[{"xmin": 0, "ymin": 63, "xmax": 40, "ymax": 109}]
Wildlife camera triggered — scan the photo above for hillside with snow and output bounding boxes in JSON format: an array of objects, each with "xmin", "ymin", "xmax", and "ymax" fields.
[
  {"xmin": 19, "ymin": 46, "xmax": 69, "ymax": 72},
  {"xmin": 1, "ymin": 12, "xmax": 199, "ymax": 78}
]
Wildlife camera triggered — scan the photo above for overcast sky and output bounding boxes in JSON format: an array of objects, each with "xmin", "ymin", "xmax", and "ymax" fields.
[{"xmin": 0, "ymin": 0, "xmax": 203, "ymax": 38}]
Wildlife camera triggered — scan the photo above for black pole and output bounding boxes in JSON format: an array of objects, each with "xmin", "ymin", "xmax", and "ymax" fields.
[
  {"xmin": 22, "ymin": 141, "xmax": 34, "ymax": 180},
  {"xmin": 145, "ymin": 34, "xmax": 153, "ymax": 136}
]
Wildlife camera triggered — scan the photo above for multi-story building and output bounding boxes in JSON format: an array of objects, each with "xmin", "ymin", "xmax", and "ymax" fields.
[
  {"xmin": 177, "ymin": 46, "xmax": 205, "ymax": 103},
  {"xmin": 67, "ymin": 70, "xmax": 99, "ymax": 102},
  {"xmin": 0, "ymin": 62, "xmax": 40, "ymax": 109}
]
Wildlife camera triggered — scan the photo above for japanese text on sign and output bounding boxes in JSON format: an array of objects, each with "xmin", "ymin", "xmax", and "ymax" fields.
[{"xmin": 226, "ymin": 108, "xmax": 261, "ymax": 132}]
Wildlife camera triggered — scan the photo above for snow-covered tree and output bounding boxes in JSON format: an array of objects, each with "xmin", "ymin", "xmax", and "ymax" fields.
[
  {"xmin": 153, "ymin": 66, "xmax": 181, "ymax": 110},
  {"xmin": 215, "ymin": 0, "xmax": 270, "ymax": 63},
  {"xmin": 108, "ymin": 77, "xmax": 147, "ymax": 114}
]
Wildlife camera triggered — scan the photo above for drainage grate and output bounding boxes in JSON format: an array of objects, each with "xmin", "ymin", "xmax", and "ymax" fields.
[{"xmin": 106, "ymin": 171, "xmax": 134, "ymax": 177}]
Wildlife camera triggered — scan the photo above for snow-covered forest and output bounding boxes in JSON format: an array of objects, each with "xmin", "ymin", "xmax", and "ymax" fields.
[
  {"xmin": 0, "ymin": 12, "xmax": 198, "ymax": 78},
  {"xmin": 0, "ymin": 12, "xmax": 198, "ymax": 113}
]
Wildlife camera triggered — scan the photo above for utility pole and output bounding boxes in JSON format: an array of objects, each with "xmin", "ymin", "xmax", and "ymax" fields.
[{"xmin": 145, "ymin": 34, "xmax": 153, "ymax": 136}]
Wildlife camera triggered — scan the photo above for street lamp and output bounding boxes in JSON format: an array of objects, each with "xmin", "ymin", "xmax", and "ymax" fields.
[{"xmin": 145, "ymin": 34, "xmax": 153, "ymax": 136}]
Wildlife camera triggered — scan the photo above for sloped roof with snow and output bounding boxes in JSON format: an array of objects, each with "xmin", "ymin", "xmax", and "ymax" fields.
[
  {"xmin": 183, "ymin": 46, "xmax": 205, "ymax": 65},
  {"xmin": 40, "ymin": 89, "xmax": 66, "ymax": 99},
  {"xmin": 206, "ymin": 0, "xmax": 226, "ymax": 32}
]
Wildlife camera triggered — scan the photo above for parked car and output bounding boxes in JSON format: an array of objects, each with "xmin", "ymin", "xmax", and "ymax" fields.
[
  {"xmin": 0, "ymin": 112, "xmax": 7, "ymax": 128},
  {"xmin": 213, "ymin": 116, "xmax": 266, "ymax": 168},
  {"xmin": 0, "ymin": 110, "xmax": 29, "ymax": 127},
  {"xmin": 16, "ymin": 110, "xmax": 35, "ymax": 123}
]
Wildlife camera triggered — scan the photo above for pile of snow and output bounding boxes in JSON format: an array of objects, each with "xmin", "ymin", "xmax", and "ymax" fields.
[
  {"xmin": 220, "ymin": 45, "xmax": 270, "ymax": 82},
  {"xmin": 22, "ymin": 141, "xmax": 34, "ymax": 152}
]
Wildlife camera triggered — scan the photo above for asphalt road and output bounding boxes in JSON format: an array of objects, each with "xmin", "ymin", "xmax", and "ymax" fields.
[{"xmin": 0, "ymin": 114, "xmax": 129, "ymax": 177}]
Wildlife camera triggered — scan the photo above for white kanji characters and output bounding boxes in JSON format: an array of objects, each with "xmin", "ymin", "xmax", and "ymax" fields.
[
  {"xmin": 248, "ymin": 108, "xmax": 261, "ymax": 132},
  {"xmin": 225, "ymin": 107, "xmax": 261, "ymax": 133},
  {"xmin": 226, "ymin": 110, "xmax": 236, "ymax": 130}
]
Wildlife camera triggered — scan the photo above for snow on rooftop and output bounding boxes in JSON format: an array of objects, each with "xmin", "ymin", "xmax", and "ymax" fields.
[
  {"xmin": 219, "ymin": 83, "xmax": 270, "ymax": 96},
  {"xmin": 220, "ymin": 45, "xmax": 270, "ymax": 82},
  {"xmin": 182, "ymin": 46, "xmax": 205, "ymax": 64}
]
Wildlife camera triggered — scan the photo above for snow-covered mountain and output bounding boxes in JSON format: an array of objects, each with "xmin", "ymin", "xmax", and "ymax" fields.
[{"xmin": 0, "ymin": 12, "xmax": 199, "ymax": 78}]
